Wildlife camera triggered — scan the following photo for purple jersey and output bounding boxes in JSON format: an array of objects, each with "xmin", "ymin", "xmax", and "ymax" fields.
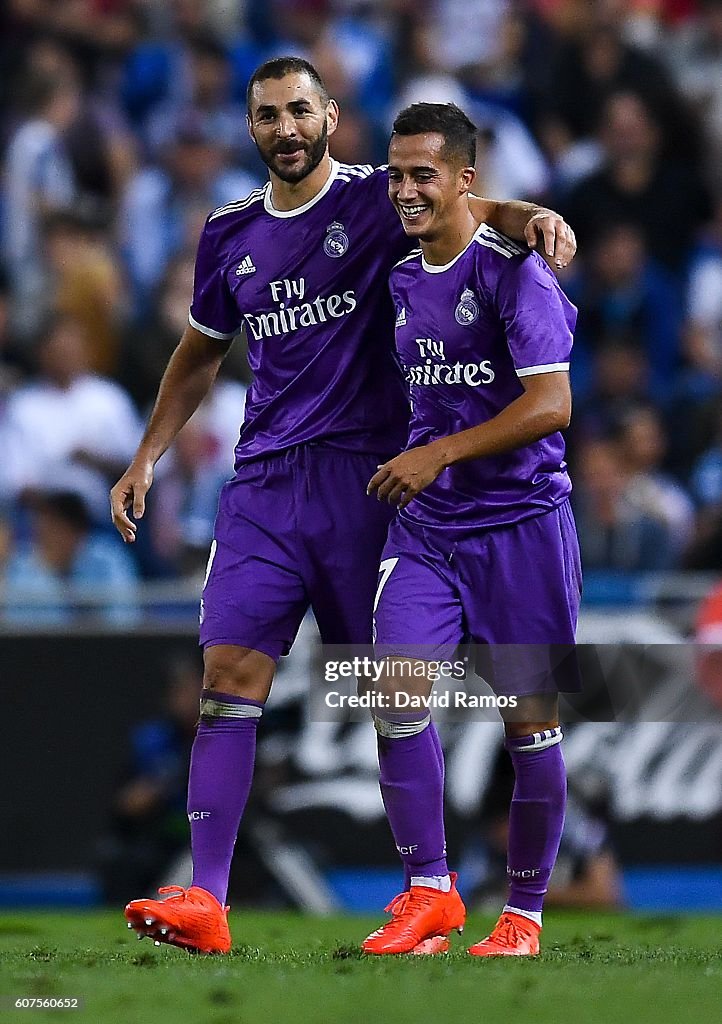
[
  {"xmin": 390, "ymin": 223, "xmax": 577, "ymax": 531},
  {"xmin": 189, "ymin": 161, "xmax": 411, "ymax": 464}
]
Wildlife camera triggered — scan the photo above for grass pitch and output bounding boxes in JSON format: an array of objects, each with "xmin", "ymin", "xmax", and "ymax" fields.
[{"xmin": 0, "ymin": 910, "xmax": 719, "ymax": 1024}]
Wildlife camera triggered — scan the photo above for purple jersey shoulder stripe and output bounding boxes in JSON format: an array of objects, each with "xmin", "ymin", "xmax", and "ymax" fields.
[{"xmin": 209, "ymin": 188, "xmax": 265, "ymax": 221}]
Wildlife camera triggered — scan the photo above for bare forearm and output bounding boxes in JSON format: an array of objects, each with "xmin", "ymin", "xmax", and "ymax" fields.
[
  {"xmin": 487, "ymin": 197, "xmax": 544, "ymax": 237},
  {"xmin": 134, "ymin": 326, "xmax": 229, "ymax": 466},
  {"xmin": 468, "ymin": 196, "xmax": 576, "ymax": 268},
  {"xmin": 482, "ymin": 198, "xmax": 543, "ymax": 238},
  {"xmin": 434, "ymin": 390, "xmax": 569, "ymax": 469},
  {"xmin": 368, "ymin": 382, "xmax": 571, "ymax": 508}
]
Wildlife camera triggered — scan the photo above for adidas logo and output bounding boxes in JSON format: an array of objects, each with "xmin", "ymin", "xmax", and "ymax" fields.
[
  {"xmin": 395, "ymin": 307, "xmax": 407, "ymax": 327},
  {"xmin": 235, "ymin": 255, "xmax": 256, "ymax": 276}
]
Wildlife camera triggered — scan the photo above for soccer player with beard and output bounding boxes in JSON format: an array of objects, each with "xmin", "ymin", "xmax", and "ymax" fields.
[
  {"xmin": 112, "ymin": 57, "xmax": 577, "ymax": 954},
  {"xmin": 364, "ymin": 103, "xmax": 580, "ymax": 957}
]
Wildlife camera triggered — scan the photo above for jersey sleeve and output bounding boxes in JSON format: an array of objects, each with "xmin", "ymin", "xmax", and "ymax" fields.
[
  {"xmin": 493, "ymin": 252, "xmax": 577, "ymax": 377},
  {"xmin": 388, "ymin": 266, "xmax": 401, "ymax": 307},
  {"xmin": 188, "ymin": 218, "xmax": 244, "ymax": 340}
]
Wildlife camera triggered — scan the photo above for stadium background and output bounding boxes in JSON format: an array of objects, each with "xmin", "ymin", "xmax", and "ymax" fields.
[{"xmin": 0, "ymin": 0, "xmax": 721, "ymax": 919}]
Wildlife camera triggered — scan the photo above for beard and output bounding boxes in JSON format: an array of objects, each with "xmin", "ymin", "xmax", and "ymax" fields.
[{"xmin": 257, "ymin": 118, "xmax": 329, "ymax": 183}]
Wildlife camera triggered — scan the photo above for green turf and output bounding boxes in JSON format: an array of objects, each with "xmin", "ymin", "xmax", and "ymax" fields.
[{"xmin": 0, "ymin": 910, "xmax": 719, "ymax": 1024}]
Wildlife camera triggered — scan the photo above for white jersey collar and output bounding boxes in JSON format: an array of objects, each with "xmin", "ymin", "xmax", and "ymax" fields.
[
  {"xmin": 263, "ymin": 159, "xmax": 339, "ymax": 219},
  {"xmin": 421, "ymin": 223, "xmax": 485, "ymax": 274}
]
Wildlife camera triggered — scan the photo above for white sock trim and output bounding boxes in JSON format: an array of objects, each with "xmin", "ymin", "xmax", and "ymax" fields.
[
  {"xmin": 374, "ymin": 715, "xmax": 430, "ymax": 738},
  {"xmin": 411, "ymin": 874, "xmax": 451, "ymax": 893},
  {"xmin": 511, "ymin": 727, "xmax": 562, "ymax": 752},
  {"xmin": 504, "ymin": 905, "xmax": 542, "ymax": 928},
  {"xmin": 199, "ymin": 696, "xmax": 263, "ymax": 719}
]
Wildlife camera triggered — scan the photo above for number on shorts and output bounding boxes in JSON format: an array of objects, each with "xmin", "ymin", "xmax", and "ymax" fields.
[
  {"xmin": 374, "ymin": 557, "xmax": 399, "ymax": 612},
  {"xmin": 202, "ymin": 539, "xmax": 217, "ymax": 588}
]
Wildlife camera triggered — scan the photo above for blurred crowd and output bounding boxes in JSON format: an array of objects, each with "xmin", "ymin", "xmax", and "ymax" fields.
[{"xmin": 1, "ymin": 0, "xmax": 722, "ymax": 611}]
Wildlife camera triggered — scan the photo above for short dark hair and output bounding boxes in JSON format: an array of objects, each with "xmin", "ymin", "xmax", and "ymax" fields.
[
  {"xmin": 391, "ymin": 102, "xmax": 477, "ymax": 167},
  {"xmin": 246, "ymin": 56, "xmax": 329, "ymax": 113}
]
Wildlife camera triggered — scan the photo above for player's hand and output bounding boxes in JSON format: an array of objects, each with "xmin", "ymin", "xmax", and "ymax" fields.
[
  {"xmin": 110, "ymin": 461, "xmax": 154, "ymax": 543},
  {"xmin": 524, "ymin": 210, "xmax": 576, "ymax": 270},
  {"xmin": 367, "ymin": 444, "xmax": 447, "ymax": 509}
]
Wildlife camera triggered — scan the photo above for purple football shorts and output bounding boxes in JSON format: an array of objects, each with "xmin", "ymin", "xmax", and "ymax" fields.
[
  {"xmin": 199, "ymin": 444, "xmax": 396, "ymax": 660},
  {"xmin": 373, "ymin": 500, "xmax": 582, "ymax": 695}
]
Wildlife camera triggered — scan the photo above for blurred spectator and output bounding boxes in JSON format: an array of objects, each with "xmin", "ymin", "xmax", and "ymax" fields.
[
  {"xmin": 22, "ymin": 37, "xmax": 138, "ymax": 210},
  {"xmin": 0, "ymin": 271, "xmax": 29, "ymax": 400},
  {"xmin": 120, "ymin": 115, "xmax": 260, "ymax": 312},
  {"xmin": 4, "ymin": 72, "xmax": 78, "ymax": 334},
  {"xmin": 472, "ymin": 102, "xmax": 549, "ymax": 201},
  {"xmin": 149, "ymin": 376, "xmax": 247, "ymax": 577},
  {"xmin": 120, "ymin": 0, "xmax": 253, "ymax": 127},
  {"xmin": 308, "ymin": 6, "xmax": 394, "ymax": 130},
  {"xmin": 690, "ymin": 406, "xmax": 722, "ymax": 514},
  {"xmin": 613, "ymin": 404, "xmax": 695, "ymax": 559},
  {"xmin": 119, "ymin": 253, "xmax": 196, "ymax": 411},
  {"xmin": 117, "ymin": 246, "xmax": 246, "ymax": 577},
  {"xmin": 144, "ymin": 35, "xmax": 249, "ymax": 165},
  {"xmin": 118, "ymin": 246, "xmax": 250, "ymax": 406},
  {"xmin": 425, "ymin": 0, "xmax": 513, "ymax": 79},
  {"xmin": 393, "ymin": 76, "xmax": 549, "ymax": 200},
  {"xmin": 684, "ymin": 406, "xmax": 722, "ymax": 569},
  {"xmin": 43, "ymin": 208, "xmax": 125, "ymax": 376},
  {"xmin": 6, "ymin": 0, "xmax": 140, "ymax": 88},
  {"xmin": 1, "ymin": 489, "xmax": 138, "ymax": 625},
  {"xmin": 571, "ymin": 338, "xmax": 651, "ymax": 450},
  {"xmin": 572, "ymin": 437, "xmax": 679, "ymax": 571},
  {"xmin": 328, "ymin": 106, "xmax": 376, "ymax": 166},
  {"xmin": 0, "ymin": 510, "xmax": 12, "ymax": 568},
  {"xmin": 562, "ymin": 90, "xmax": 711, "ymax": 272},
  {"xmin": 566, "ymin": 222, "xmax": 683, "ymax": 402},
  {"xmin": 683, "ymin": 195, "xmax": 722, "ymax": 387},
  {"xmin": 95, "ymin": 653, "xmax": 201, "ymax": 901},
  {"xmin": 540, "ymin": 16, "xmax": 695, "ymax": 160},
  {"xmin": 665, "ymin": 0, "xmax": 722, "ymax": 189},
  {"xmin": 0, "ymin": 313, "xmax": 142, "ymax": 519}
]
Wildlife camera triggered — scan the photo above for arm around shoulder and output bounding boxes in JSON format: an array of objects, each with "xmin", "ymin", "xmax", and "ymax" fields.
[{"xmin": 469, "ymin": 195, "xmax": 577, "ymax": 269}]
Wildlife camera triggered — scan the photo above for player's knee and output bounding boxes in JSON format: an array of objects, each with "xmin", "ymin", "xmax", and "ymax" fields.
[
  {"xmin": 372, "ymin": 712, "xmax": 430, "ymax": 739},
  {"xmin": 203, "ymin": 645, "xmax": 275, "ymax": 702},
  {"xmin": 502, "ymin": 694, "xmax": 559, "ymax": 739}
]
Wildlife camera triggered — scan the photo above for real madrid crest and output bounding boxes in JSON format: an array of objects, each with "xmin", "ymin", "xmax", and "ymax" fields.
[
  {"xmin": 324, "ymin": 221, "xmax": 349, "ymax": 258},
  {"xmin": 455, "ymin": 287, "xmax": 479, "ymax": 326}
]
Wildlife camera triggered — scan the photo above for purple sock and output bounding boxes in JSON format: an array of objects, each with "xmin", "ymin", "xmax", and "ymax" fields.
[
  {"xmin": 377, "ymin": 716, "xmax": 448, "ymax": 888},
  {"xmin": 429, "ymin": 721, "xmax": 445, "ymax": 778},
  {"xmin": 401, "ymin": 721, "xmax": 445, "ymax": 891},
  {"xmin": 505, "ymin": 730, "xmax": 566, "ymax": 915},
  {"xmin": 187, "ymin": 690, "xmax": 263, "ymax": 906}
]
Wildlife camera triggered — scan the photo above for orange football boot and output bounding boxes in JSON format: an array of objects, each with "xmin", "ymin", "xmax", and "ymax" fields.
[
  {"xmin": 362, "ymin": 873, "xmax": 466, "ymax": 955},
  {"xmin": 467, "ymin": 911, "xmax": 540, "ymax": 957},
  {"xmin": 124, "ymin": 885, "xmax": 231, "ymax": 954}
]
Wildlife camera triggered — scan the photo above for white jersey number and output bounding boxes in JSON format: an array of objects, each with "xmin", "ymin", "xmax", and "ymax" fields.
[{"xmin": 373, "ymin": 557, "xmax": 399, "ymax": 613}]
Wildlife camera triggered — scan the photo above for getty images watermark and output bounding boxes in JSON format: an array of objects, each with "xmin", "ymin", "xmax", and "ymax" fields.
[
  {"xmin": 310, "ymin": 643, "xmax": 722, "ymax": 723},
  {"xmin": 323, "ymin": 656, "xmax": 517, "ymax": 712}
]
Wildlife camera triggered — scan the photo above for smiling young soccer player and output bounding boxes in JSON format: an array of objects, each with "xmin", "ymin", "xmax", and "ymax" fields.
[
  {"xmin": 364, "ymin": 102, "xmax": 581, "ymax": 957},
  {"xmin": 112, "ymin": 57, "xmax": 577, "ymax": 955}
]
